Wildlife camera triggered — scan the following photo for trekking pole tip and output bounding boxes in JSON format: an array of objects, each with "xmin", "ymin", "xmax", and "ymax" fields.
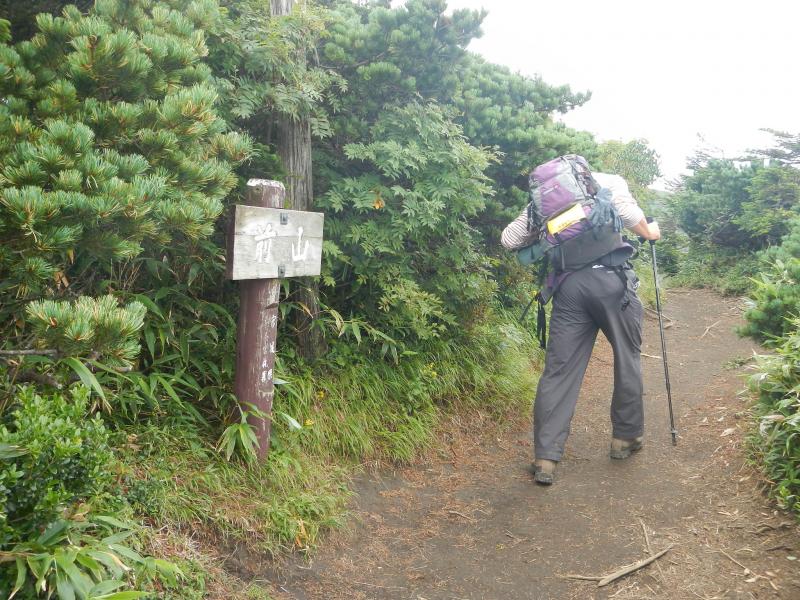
[{"xmin": 671, "ymin": 430, "xmax": 678, "ymax": 446}]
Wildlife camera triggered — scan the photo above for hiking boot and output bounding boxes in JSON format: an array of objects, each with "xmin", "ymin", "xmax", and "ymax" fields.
[
  {"xmin": 532, "ymin": 459, "xmax": 557, "ymax": 485},
  {"xmin": 610, "ymin": 436, "xmax": 643, "ymax": 460}
]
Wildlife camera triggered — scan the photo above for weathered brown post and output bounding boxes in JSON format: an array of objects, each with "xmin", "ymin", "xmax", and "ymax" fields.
[
  {"xmin": 233, "ymin": 179, "xmax": 284, "ymax": 461},
  {"xmin": 227, "ymin": 178, "xmax": 324, "ymax": 461}
]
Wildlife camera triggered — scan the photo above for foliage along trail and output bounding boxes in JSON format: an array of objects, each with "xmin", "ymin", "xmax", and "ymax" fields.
[{"xmin": 259, "ymin": 289, "xmax": 800, "ymax": 599}]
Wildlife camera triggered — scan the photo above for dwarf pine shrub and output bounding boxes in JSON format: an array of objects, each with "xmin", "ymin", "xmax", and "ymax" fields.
[
  {"xmin": 0, "ymin": 1, "xmax": 249, "ymax": 350},
  {"xmin": 741, "ymin": 219, "xmax": 800, "ymax": 342}
]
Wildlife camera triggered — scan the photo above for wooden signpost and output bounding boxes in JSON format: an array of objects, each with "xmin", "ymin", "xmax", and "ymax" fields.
[{"xmin": 227, "ymin": 179, "xmax": 324, "ymax": 461}]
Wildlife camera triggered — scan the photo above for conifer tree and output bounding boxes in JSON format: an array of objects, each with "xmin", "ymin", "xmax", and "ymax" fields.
[{"xmin": 0, "ymin": 1, "xmax": 250, "ymax": 359}]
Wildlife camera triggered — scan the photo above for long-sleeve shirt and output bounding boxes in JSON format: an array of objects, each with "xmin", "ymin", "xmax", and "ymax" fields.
[{"xmin": 500, "ymin": 172, "xmax": 645, "ymax": 250}]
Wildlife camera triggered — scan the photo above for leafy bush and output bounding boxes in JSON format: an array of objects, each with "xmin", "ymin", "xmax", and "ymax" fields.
[
  {"xmin": 104, "ymin": 286, "xmax": 238, "ymax": 427},
  {"xmin": 0, "ymin": 386, "xmax": 113, "ymax": 546},
  {"xmin": 748, "ymin": 319, "xmax": 800, "ymax": 515},
  {"xmin": 319, "ymin": 101, "xmax": 498, "ymax": 341},
  {"xmin": 667, "ymin": 154, "xmax": 800, "ymax": 297},
  {"xmin": 278, "ymin": 310, "xmax": 541, "ymax": 464}
]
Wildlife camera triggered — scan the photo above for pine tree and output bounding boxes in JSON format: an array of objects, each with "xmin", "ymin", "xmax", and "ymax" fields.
[{"xmin": 0, "ymin": 0, "xmax": 250, "ymax": 360}]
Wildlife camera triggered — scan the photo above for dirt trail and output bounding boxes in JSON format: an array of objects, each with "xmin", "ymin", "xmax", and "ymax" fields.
[{"xmin": 268, "ymin": 290, "xmax": 800, "ymax": 599}]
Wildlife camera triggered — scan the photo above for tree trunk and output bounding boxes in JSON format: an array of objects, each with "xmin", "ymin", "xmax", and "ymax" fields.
[{"xmin": 271, "ymin": 0, "xmax": 328, "ymax": 361}]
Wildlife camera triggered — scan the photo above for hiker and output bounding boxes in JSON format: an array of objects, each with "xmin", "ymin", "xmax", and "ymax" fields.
[{"xmin": 501, "ymin": 156, "xmax": 661, "ymax": 485}]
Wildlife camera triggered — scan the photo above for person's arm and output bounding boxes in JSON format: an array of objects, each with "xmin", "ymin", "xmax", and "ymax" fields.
[
  {"xmin": 594, "ymin": 173, "xmax": 661, "ymax": 241},
  {"xmin": 500, "ymin": 208, "xmax": 538, "ymax": 250},
  {"xmin": 629, "ymin": 218, "xmax": 661, "ymax": 241}
]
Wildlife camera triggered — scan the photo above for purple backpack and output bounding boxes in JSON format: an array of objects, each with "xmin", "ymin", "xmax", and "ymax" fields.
[{"xmin": 526, "ymin": 154, "xmax": 624, "ymax": 272}]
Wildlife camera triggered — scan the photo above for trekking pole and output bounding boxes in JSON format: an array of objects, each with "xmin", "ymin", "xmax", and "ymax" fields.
[{"xmin": 647, "ymin": 234, "xmax": 678, "ymax": 446}]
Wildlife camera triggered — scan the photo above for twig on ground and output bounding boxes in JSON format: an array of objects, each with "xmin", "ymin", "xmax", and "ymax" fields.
[
  {"xmin": 716, "ymin": 549, "xmax": 751, "ymax": 574},
  {"xmin": 644, "ymin": 307, "xmax": 674, "ymax": 324},
  {"xmin": 639, "ymin": 518, "xmax": 665, "ymax": 581},
  {"xmin": 562, "ymin": 546, "xmax": 673, "ymax": 588},
  {"xmin": 754, "ymin": 522, "xmax": 792, "ymax": 534},
  {"xmin": 700, "ymin": 320, "xmax": 722, "ymax": 339},
  {"xmin": 596, "ymin": 546, "xmax": 673, "ymax": 587},
  {"xmin": 561, "ymin": 574, "xmax": 602, "ymax": 581},
  {"xmin": 352, "ymin": 581, "xmax": 407, "ymax": 591},
  {"xmin": 447, "ymin": 510, "xmax": 475, "ymax": 523},
  {"xmin": 639, "ymin": 518, "xmax": 652, "ymax": 554},
  {"xmin": 641, "ymin": 353, "xmax": 663, "ymax": 360}
]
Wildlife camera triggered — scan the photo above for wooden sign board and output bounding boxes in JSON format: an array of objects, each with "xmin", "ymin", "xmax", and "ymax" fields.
[{"xmin": 226, "ymin": 205, "xmax": 324, "ymax": 280}]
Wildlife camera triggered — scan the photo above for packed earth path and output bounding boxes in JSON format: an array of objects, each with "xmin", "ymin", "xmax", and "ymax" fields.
[{"xmin": 261, "ymin": 289, "xmax": 800, "ymax": 600}]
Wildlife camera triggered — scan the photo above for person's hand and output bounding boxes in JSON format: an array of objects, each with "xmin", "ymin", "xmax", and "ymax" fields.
[
  {"xmin": 646, "ymin": 220, "xmax": 661, "ymax": 241},
  {"xmin": 633, "ymin": 218, "xmax": 661, "ymax": 242}
]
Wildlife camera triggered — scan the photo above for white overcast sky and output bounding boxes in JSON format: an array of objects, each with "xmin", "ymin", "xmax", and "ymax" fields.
[{"xmin": 412, "ymin": 0, "xmax": 799, "ymax": 185}]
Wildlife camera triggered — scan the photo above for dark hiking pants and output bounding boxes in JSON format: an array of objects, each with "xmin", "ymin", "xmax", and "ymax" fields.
[{"xmin": 534, "ymin": 265, "xmax": 644, "ymax": 462}]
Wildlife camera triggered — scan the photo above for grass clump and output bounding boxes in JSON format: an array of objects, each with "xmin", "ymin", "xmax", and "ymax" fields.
[
  {"xmin": 117, "ymin": 311, "xmax": 541, "ymax": 569},
  {"xmin": 119, "ymin": 425, "xmax": 349, "ymax": 558},
  {"xmin": 280, "ymin": 315, "xmax": 541, "ymax": 465}
]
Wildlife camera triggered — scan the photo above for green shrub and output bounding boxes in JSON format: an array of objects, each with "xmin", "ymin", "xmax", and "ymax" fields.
[
  {"xmin": 741, "ymin": 219, "xmax": 800, "ymax": 342},
  {"xmin": 0, "ymin": 386, "xmax": 114, "ymax": 547},
  {"xmin": 319, "ymin": 101, "xmax": 498, "ymax": 342},
  {"xmin": 666, "ymin": 241, "xmax": 760, "ymax": 296},
  {"xmin": 748, "ymin": 319, "xmax": 800, "ymax": 516},
  {"xmin": 741, "ymin": 257, "xmax": 800, "ymax": 342},
  {"xmin": 0, "ymin": 0, "xmax": 249, "ymax": 359},
  {"xmin": 278, "ymin": 310, "xmax": 541, "ymax": 464}
]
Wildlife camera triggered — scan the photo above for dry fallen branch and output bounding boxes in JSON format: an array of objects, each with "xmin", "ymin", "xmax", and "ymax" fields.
[
  {"xmin": 644, "ymin": 307, "xmax": 674, "ymax": 326},
  {"xmin": 717, "ymin": 549, "xmax": 751, "ymax": 574},
  {"xmin": 562, "ymin": 545, "xmax": 673, "ymax": 588},
  {"xmin": 561, "ymin": 574, "xmax": 602, "ymax": 581},
  {"xmin": 597, "ymin": 546, "xmax": 673, "ymax": 587},
  {"xmin": 447, "ymin": 510, "xmax": 476, "ymax": 523},
  {"xmin": 639, "ymin": 518, "xmax": 665, "ymax": 581},
  {"xmin": 700, "ymin": 320, "xmax": 722, "ymax": 339},
  {"xmin": 639, "ymin": 519, "xmax": 652, "ymax": 553},
  {"xmin": 352, "ymin": 581, "xmax": 407, "ymax": 591},
  {"xmin": 641, "ymin": 353, "xmax": 663, "ymax": 360}
]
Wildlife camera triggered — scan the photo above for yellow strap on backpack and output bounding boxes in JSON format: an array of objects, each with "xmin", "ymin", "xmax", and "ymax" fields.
[{"xmin": 546, "ymin": 203, "xmax": 586, "ymax": 236}]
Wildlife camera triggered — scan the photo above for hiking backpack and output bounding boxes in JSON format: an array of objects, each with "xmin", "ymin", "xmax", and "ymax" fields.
[
  {"xmin": 517, "ymin": 155, "xmax": 633, "ymax": 349},
  {"xmin": 519, "ymin": 154, "xmax": 625, "ymax": 274}
]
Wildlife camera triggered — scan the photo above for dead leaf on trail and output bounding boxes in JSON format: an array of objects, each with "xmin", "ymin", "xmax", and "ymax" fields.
[{"xmin": 721, "ymin": 428, "xmax": 736, "ymax": 437}]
